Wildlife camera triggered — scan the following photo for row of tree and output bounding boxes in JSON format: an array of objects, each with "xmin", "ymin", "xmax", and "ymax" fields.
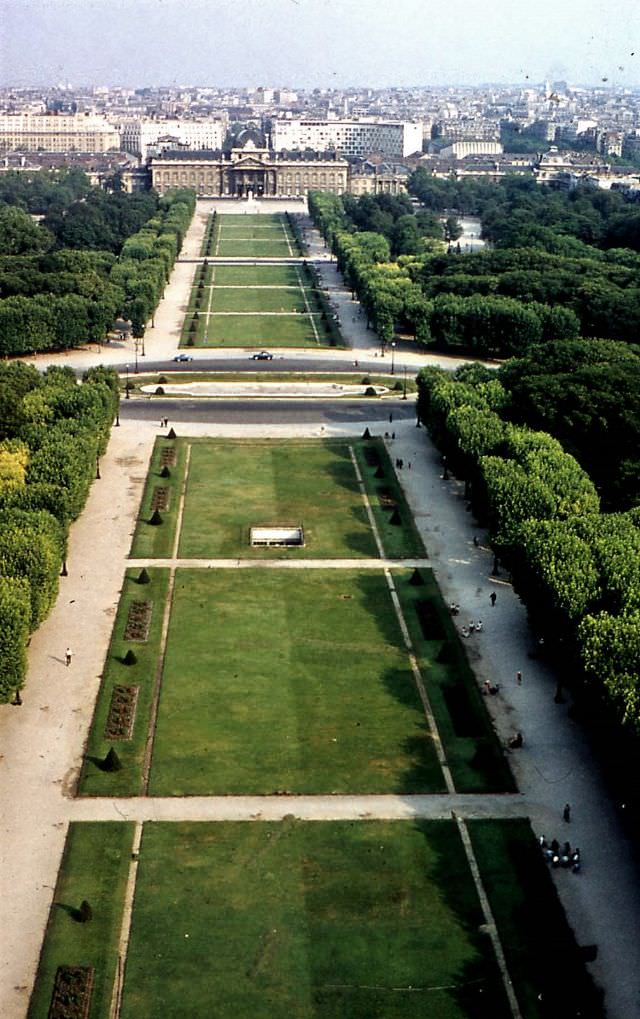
[
  {"xmin": 0, "ymin": 188, "xmax": 195, "ymax": 355},
  {"xmin": 416, "ymin": 361, "xmax": 640, "ymax": 740},
  {"xmin": 0, "ymin": 363, "xmax": 119, "ymax": 701},
  {"xmin": 309, "ymin": 189, "xmax": 640, "ymax": 351}
]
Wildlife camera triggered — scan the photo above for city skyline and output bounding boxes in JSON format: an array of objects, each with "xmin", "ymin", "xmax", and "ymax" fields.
[{"xmin": 0, "ymin": 0, "xmax": 639, "ymax": 90}]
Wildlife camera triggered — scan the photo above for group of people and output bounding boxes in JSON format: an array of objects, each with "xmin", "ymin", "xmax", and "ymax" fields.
[
  {"xmin": 461, "ymin": 619, "xmax": 483, "ymax": 638},
  {"xmin": 482, "ymin": 679, "xmax": 500, "ymax": 696},
  {"xmin": 539, "ymin": 835, "xmax": 581, "ymax": 873},
  {"xmin": 507, "ymin": 732, "xmax": 524, "ymax": 749}
]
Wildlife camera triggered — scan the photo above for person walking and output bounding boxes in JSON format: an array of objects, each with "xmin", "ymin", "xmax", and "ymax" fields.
[
  {"xmin": 65, "ymin": 647, "xmax": 72, "ymax": 667},
  {"xmin": 490, "ymin": 591, "xmax": 497, "ymax": 607},
  {"xmin": 516, "ymin": 670, "xmax": 522, "ymax": 685},
  {"xmin": 563, "ymin": 803, "xmax": 571, "ymax": 823}
]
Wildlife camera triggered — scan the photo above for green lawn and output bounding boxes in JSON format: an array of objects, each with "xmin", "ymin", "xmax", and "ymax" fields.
[
  {"xmin": 28, "ymin": 823, "xmax": 134, "ymax": 1019},
  {"xmin": 79, "ymin": 568, "xmax": 170, "ymax": 797},
  {"xmin": 211, "ymin": 287, "xmax": 310, "ymax": 313},
  {"xmin": 200, "ymin": 312, "xmax": 324, "ymax": 346},
  {"xmin": 178, "ymin": 441, "xmax": 378, "ymax": 559},
  {"xmin": 212, "ymin": 264, "xmax": 306, "ymax": 286},
  {"xmin": 469, "ymin": 819, "xmax": 604, "ymax": 1018},
  {"xmin": 130, "ymin": 437, "xmax": 186, "ymax": 559},
  {"xmin": 121, "ymin": 820, "xmax": 509, "ymax": 1019},
  {"xmin": 216, "ymin": 238, "xmax": 294, "ymax": 257},
  {"xmin": 213, "ymin": 214, "xmax": 297, "ymax": 258},
  {"xmin": 148, "ymin": 568, "xmax": 444, "ymax": 795}
]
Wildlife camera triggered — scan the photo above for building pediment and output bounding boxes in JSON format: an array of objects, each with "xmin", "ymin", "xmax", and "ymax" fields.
[{"xmin": 230, "ymin": 154, "xmax": 271, "ymax": 169}]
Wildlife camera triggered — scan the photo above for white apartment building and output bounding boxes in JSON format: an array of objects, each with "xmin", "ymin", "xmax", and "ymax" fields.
[
  {"xmin": 270, "ymin": 119, "xmax": 423, "ymax": 159},
  {"xmin": 119, "ymin": 119, "xmax": 225, "ymax": 158},
  {"xmin": 0, "ymin": 113, "xmax": 119, "ymax": 153}
]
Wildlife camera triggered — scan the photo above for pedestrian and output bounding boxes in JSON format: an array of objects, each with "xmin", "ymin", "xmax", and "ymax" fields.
[
  {"xmin": 516, "ymin": 670, "xmax": 522, "ymax": 685},
  {"xmin": 389, "ymin": 413, "xmax": 393, "ymax": 424},
  {"xmin": 563, "ymin": 803, "xmax": 571, "ymax": 823},
  {"xmin": 391, "ymin": 432, "xmax": 395, "ymax": 440},
  {"xmin": 65, "ymin": 647, "xmax": 72, "ymax": 667},
  {"xmin": 490, "ymin": 591, "xmax": 497, "ymax": 607},
  {"xmin": 473, "ymin": 535, "xmax": 479, "ymax": 547},
  {"xmin": 407, "ymin": 461, "xmax": 411, "ymax": 470}
]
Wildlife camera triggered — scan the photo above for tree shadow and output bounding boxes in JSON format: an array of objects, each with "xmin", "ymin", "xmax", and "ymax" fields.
[{"xmin": 54, "ymin": 901, "xmax": 83, "ymax": 922}]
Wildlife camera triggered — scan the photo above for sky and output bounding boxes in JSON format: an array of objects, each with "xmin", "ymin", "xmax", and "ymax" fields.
[{"xmin": 0, "ymin": 0, "xmax": 639, "ymax": 89}]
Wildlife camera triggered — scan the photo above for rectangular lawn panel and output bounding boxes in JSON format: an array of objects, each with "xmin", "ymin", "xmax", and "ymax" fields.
[
  {"xmin": 211, "ymin": 287, "xmax": 309, "ymax": 313},
  {"xmin": 79, "ymin": 568, "xmax": 171, "ymax": 797},
  {"xmin": 204, "ymin": 312, "xmax": 320, "ymax": 346},
  {"xmin": 148, "ymin": 568, "xmax": 444, "ymax": 795},
  {"xmin": 121, "ymin": 820, "xmax": 509, "ymax": 1019},
  {"xmin": 178, "ymin": 440, "xmax": 377, "ymax": 558},
  {"xmin": 130, "ymin": 437, "xmax": 187, "ymax": 559},
  {"xmin": 216, "ymin": 238, "xmax": 294, "ymax": 257},
  {"xmin": 213, "ymin": 264, "xmax": 305, "ymax": 286},
  {"xmin": 469, "ymin": 819, "xmax": 605, "ymax": 1018},
  {"xmin": 28, "ymin": 822, "xmax": 134, "ymax": 1019},
  {"xmin": 396, "ymin": 569, "xmax": 515, "ymax": 794}
]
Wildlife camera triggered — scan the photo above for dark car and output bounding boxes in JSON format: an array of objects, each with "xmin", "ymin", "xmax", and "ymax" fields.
[
  {"xmin": 173, "ymin": 353, "xmax": 194, "ymax": 362},
  {"xmin": 250, "ymin": 350, "xmax": 273, "ymax": 360}
]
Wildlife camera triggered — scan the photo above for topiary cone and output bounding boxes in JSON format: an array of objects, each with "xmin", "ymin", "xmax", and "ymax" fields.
[
  {"xmin": 160, "ymin": 465, "xmax": 171, "ymax": 478},
  {"xmin": 122, "ymin": 648, "xmax": 137, "ymax": 665},
  {"xmin": 149, "ymin": 508, "xmax": 163, "ymax": 525},
  {"xmin": 362, "ymin": 427, "xmax": 372, "ymax": 439},
  {"xmin": 374, "ymin": 466, "xmax": 385, "ymax": 478},
  {"xmin": 389, "ymin": 508, "xmax": 402, "ymax": 526},
  {"xmin": 167, "ymin": 427, "xmax": 176, "ymax": 439},
  {"xmin": 409, "ymin": 568, "xmax": 425, "ymax": 586},
  {"xmin": 137, "ymin": 568, "xmax": 151, "ymax": 584},
  {"xmin": 78, "ymin": 899, "xmax": 93, "ymax": 923},
  {"xmin": 102, "ymin": 747, "xmax": 122, "ymax": 772}
]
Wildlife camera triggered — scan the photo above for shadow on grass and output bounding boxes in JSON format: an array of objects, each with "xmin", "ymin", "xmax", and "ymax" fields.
[
  {"xmin": 469, "ymin": 819, "xmax": 606, "ymax": 1018},
  {"xmin": 54, "ymin": 902, "xmax": 84, "ymax": 923}
]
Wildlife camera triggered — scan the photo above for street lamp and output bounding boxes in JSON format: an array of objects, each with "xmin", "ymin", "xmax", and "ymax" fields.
[
  {"xmin": 391, "ymin": 341, "xmax": 396, "ymax": 376},
  {"xmin": 134, "ymin": 339, "xmax": 139, "ymax": 374},
  {"xmin": 125, "ymin": 363, "xmax": 130, "ymax": 399},
  {"xmin": 402, "ymin": 364, "xmax": 408, "ymax": 400}
]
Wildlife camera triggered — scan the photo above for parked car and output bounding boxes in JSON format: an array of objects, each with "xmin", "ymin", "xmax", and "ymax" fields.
[
  {"xmin": 173, "ymin": 353, "xmax": 194, "ymax": 362},
  {"xmin": 250, "ymin": 351, "xmax": 273, "ymax": 360}
]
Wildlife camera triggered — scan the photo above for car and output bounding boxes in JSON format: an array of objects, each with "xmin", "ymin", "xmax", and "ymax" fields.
[
  {"xmin": 250, "ymin": 351, "xmax": 273, "ymax": 361},
  {"xmin": 173, "ymin": 353, "xmax": 193, "ymax": 362}
]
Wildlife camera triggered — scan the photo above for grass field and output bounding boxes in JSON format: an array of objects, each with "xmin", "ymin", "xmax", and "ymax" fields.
[
  {"xmin": 79, "ymin": 568, "xmax": 170, "ymax": 797},
  {"xmin": 212, "ymin": 214, "xmax": 297, "ymax": 258},
  {"xmin": 212, "ymin": 264, "xmax": 305, "ymax": 286},
  {"xmin": 211, "ymin": 287, "xmax": 311, "ymax": 313},
  {"xmin": 183, "ymin": 311, "xmax": 324, "ymax": 347},
  {"xmin": 28, "ymin": 823, "xmax": 134, "ymax": 1019},
  {"xmin": 148, "ymin": 568, "xmax": 444, "ymax": 795},
  {"xmin": 121, "ymin": 819, "xmax": 510, "ymax": 1019},
  {"xmin": 178, "ymin": 440, "xmax": 379, "ymax": 559}
]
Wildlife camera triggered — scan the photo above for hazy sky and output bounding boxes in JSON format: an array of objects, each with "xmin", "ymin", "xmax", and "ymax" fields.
[{"xmin": 1, "ymin": 0, "xmax": 639, "ymax": 89}]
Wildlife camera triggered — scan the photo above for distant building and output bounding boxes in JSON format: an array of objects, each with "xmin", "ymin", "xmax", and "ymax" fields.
[
  {"xmin": 270, "ymin": 118, "xmax": 422, "ymax": 159},
  {"xmin": 0, "ymin": 113, "xmax": 119, "ymax": 153},
  {"xmin": 438, "ymin": 140, "xmax": 504, "ymax": 158},
  {"xmin": 118, "ymin": 118, "xmax": 225, "ymax": 158},
  {"xmin": 150, "ymin": 143, "xmax": 349, "ymax": 197},
  {"xmin": 349, "ymin": 160, "xmax": 410, "ymax": 195}
]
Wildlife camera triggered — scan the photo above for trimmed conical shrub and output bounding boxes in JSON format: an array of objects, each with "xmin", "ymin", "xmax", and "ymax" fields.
[
  {"xmin": 389, "ymin": 508, "xmax": 402, "ymax": 526},
  {"xmin": 122, "ymin": 649, "xmax": 137, "ymax": 666},
  {"xmin": 149, "ymin": 508, "xmax": 163, "ymax": 525},
  {"xmin": 160, "ymin": 465, "xmax": 171, "ymax": 478},
  {"xmin": 374, "ymin": 466, "xmax": 385, "ymax": 478},
  {"xmin": 167, "ymin": 427, "xmax": 176, "ymax": 439},
  {"xmin": 102, "ymin": 747, "xmax": 122, "ymax": 772},
  {"xmin": 409, "ymin": 568, "xmax": 425, "ymax": 586},
  {"xmin": 78, "ymin": 900, "xmax": 93, "ymax": 923},
  {"xmin": 137, "ymin": 568, "xmax": 151, "ymax": 584},
  {"xmin": 362, "ymin": 427, "xmax": 372, "ymax": 439}
]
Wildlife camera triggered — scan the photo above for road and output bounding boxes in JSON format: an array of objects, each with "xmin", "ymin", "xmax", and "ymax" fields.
[{"xmin": 120, "ymin": 396, "xmax": 417, "ymax": 426}]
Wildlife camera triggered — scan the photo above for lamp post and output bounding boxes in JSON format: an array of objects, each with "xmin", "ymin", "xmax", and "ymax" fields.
[
  {"xmin": 125, "ymin": 363, "xmax": 130, "ymax": 399},
  {"xmin": 391, "ymin": 341, "xmax": 396, "ymax": 376},
  {"xmin": 402, "ymin": 364, "xmax": 407, "ymax": 400},
  {"xmin": 134, "ymin": 339, "xmax": 139, "ymax": 375}
]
